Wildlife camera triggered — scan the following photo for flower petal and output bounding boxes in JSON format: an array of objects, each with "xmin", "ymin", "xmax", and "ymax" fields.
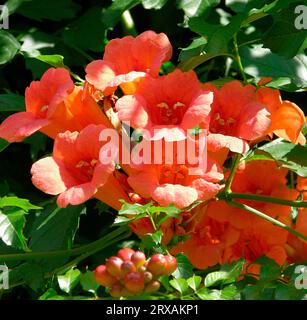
[
  {"xmin": 127, "ymin": 171, "xmax": 159, "ymax": 198},
  {"xmin": 208, "ymin": 133, "xmax": 249, "ymax": 154},
  {"xmin": 85, "ymin": 60, "xmax": 117, "ymax": 94},
  {"xmin": 116, "ymin": 94, "xmax": 151, "ymax": 128},
  {"xmin": 57, "ymin": 182, "xmax": 97, "ymax": 208},
  {"xmin": 0, "ymin": 112, "xmax": 49, "ymax": 142},
  {"xmin": 31, "ymin": 157, "xmax": 77, "ymax": 195},
  {"xmin": 181, "ymin": 91, "xmax": 213, "ymax": 130},
  {"xmin": 152, "ymin": 184, "xmax": 198, "ymax": 209}
]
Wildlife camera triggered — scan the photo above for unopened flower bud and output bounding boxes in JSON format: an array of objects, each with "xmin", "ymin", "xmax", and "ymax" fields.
[
  {"xmin": 106, "ymin": 256, "xmax": 123, "ymax": 277},
  {"xmin": 131, "ymin": 251, "xmax": 146, "ymax": 268},
  {"xmin": 145, "ymin": 280, "xmax": 160, "ymax": 293},
  {"xmin": 117, "ymin": 247, "xmax": 135, "ymax": 261},
  {"xmin": 124, "ymin": 272, "xmax": 145, "ymax": 294},
  {"xmin": 94, "ymin": 265, "xmax": 117, "ymax": 287}
]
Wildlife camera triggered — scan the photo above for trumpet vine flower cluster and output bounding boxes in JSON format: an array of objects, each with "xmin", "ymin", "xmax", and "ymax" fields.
[{"xmin": 0, "ymin": 30, "xmax": 306, "ymax": 271}]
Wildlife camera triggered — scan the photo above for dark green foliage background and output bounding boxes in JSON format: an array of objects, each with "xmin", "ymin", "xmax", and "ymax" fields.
[{"xmin": 0, "ymin": 0, "xmax": 306, "ymax": 300}]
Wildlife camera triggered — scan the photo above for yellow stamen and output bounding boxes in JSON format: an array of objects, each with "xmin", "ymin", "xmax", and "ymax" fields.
[
  {"xmin": 156, "ymin": 102, "xmax": 169, "ymax": 109},
  {"xmin": 173, "ymin": 102, "xmax": 185, "ymax": 109},
  {"xmin": 76, "ymin": 160, "xmax": 89, "ymax": 168},
  {"xmin": 40, "ymin": 105, "xmax": 48, "ymax": 112},
  {"xmin": 227, "ymin": 117, "xmax": 236, "ymax": 124}
]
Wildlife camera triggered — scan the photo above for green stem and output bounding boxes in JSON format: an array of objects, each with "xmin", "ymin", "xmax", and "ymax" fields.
[
  {"xmin": 146, "ymin": 210, "xmax": 170, "ymax": 255},
  {"xmin": 0, "ymin": 226, "xmax": 129, "ymax": 262},
  {"xmin": 227, "ymin": 201, "xmax": 307, "ymax": 241},
  {"xmin": 224, "ymin": 192, "xmax": 307, "ymax": 208},
  {"xmin": 224, "ymin": 154, "xmax": 241, "ymax": 194},
  {"xmin": 46, "ymin": 231, "xmax": 131, "ymax": 277},
  {"xmin": 121, "ymin": 10, "xmax": 137, "ymax": 36},
  {"xmin": 233, "ymin": 33, "xmax": 247, "ymax": 84},
  {"xmin": 8, "ymin": 231, "xmax": 131, "ymax": 289}
]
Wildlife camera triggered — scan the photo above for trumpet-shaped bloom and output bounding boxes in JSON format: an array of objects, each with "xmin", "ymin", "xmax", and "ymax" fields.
[
  {"xmin": 286, "ymin": 177, "xmax": 307, "ymax": 262},
  {"xmin": 31, "ymin": 124, "xmax": 129, "ymax": 209},
  {"xmin": 171, "ymin": 205, "xmax": 288, "ymax": 270},
  {"xmin": 0, "ymin": 68, "xmax": 74, "ymax": 142},
  {"xmin": 0, "ymin": 68, "xmax": 112, "ymax": 142},
  {"xmin": 223, "ymin": 218, "xmax": 288, "ymax": 271},
  {"xmin": 206, "ymin": 160, "xmax": 299, "ymax": 229},
  {"xmin": 128, "ymin": 153, "xmax": 224, "ymax": 209},
  {"xmin": 171, "ymin": 213, "xmax": 240, "ymax": 269},
  {"xmin": 116, "ymin": 69, "xmax": 213, "ymax": 140},
  {"xmin": 204, "ymin": 81, "xmax": 271, "ymax": 158},
  {"xmin": 256, "ymin": 86, "xmax": 306, "ymax": 145},
  {"xmin": 85, "ymin": 31, "xmax": 172, "ymax": 95}
]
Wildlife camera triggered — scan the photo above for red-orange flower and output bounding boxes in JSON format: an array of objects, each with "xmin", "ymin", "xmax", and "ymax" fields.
[
  {"xmin": 204, "ymin": 81, "xmax": 271, "ymax": 160},
  {"xmin": 256, "ymin": 86, "xmax": 306, "ymax": 145},
  {"xmin": 171, "ymin": 204, "xmax": 288, "ymax": 270},
  {"xmin": 171, "ymin": 210, "xmax": 240, "ymax": 269},
  {"xmin": 31, "ymin": 124, "xmax": 129, "ymax": 209},
  {"xmin": 206, "ymin": 160, "xmax": 299, "ymax": 229},
  {"xmin": 0, "ymin": 68, "xmax": 112, "ymax": 142},
  {"xmin": 286, "ymin": 177, "xmax": 307, "ymax": 262},
  {"xmin": 127, "ymin": 152, "xmax": 223, "ymax": 209},
  {"xmin": 85, "ymin": 30, "xmax": 172, "ymax": 95},
  {"xmin": 116, "ymin": 69, "xmax": 213, "ymax": 140},
  {"xmin": 0, "ymin": 68, "xmax": 74, "ymax": 142},
  {"xmin": 223, "ymin": 218, "xmax": 288, "ymax": 270}
]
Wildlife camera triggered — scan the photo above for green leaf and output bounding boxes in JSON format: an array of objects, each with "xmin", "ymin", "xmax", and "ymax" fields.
[
  {"xmin": 187, "ymin": 275, "xmax": 202, "ymax": 291},
  {"xmin": 221, "ymin": 258, "xmax": 245, "ymax": 283},
  {"xmin": 0, "ymin": 208, "xmax": 28, "ymax": 251},
  {"xmin": 258, "ymin": 139, "xmax": 307, "ymax": 177},
  {"xmin": 275, "ymin": 283, "xmax": 306, "ymax": 300},
  {"xmin": 240, "ymin": 46, "xmax": 307, "ymax": 91},
  {"xmin": 221, "ymin": 284, "xmax": 240, "ymax": 300},
  {"xmin": 34, "ymin": 54, "xmax": 66, "ymax": 68},
  {"xmin": 225, "ymin": 0, "xmax": 273, "ymax": 13},
  {"xmin": 0, "ymin": 196, "xmax": 41, "ymax": 212},
  {"xmin": 0, "ymin": 0, "xmax": 25, "ymax": 18},
  {"xmin": 172, "ymin": 253, "xmax": 194, "ymax": 279},
  {"xmin": 17, "ymin": 263, "xmax": 44, "ymax": 291},
  {"xmin": 242, "ymin": 284, "xmax": 262, "ymax": 300},
  {"xmin": 204, "ymin": 271, "xmax": 229, "ymax": 287},
  {"xmin": 178, "ymin": 0, "xmax": 219, "ymax": 17},
  {"xmin": 0, "ymin": 30, "xmax": 20, "ymax": 65},
  {"xmin": 113, "ymin": 215, "xmax": 135, "ymax": 226},
  {"xmin": 159, "ymin": 275, "xmax": 172, "ymax": 291},
  {"xmin": 148, "ymin": 204, "xmax": 181, "ymax": 217},
  {"xmin": 119, "ymin": 201, "xmax": 153, "ymax": 216},
  {"xmin": 141, "ymin": 0, "xmax": 168, "ymax": 10},
  {"xmin": 0, "ymin": 93, "xmax": 25, "ymax": 112},
  {"xmin": 62, "ymin": 7, "xmax": 107, "ymax": 52},
  {"xmin": 151, "ymin": 204, "xmax": 181, "ymax": 227},
  {"xmin": 189, "ymin": 13, "xmax": 246, "ymax": 54},
  {"xmin": 255, "ymin": 256, "xmax": 281, "ymax": 283},
  {"xmin": 179, "ymin": 37, "xmax": 207, "ymax": 61},
  {"xmin": 196, "ymin": 287, "xmax": 222, "ymax": 300},
  {"xmin": 20, "ymin": 31, "xmax": 55, "ymax": 58},
  {"xmin": 80, "ymin": 271, "xmax": 99, "ymax": 294},
  {"xmin": 101, "ymin": 0, "xmax": 140, "ymax": 30},
  {"xmin": 262, "ymin": 8, "xmax": 307, "ymax": 59},
  {"xmin": 39, "ymin": 288, "xmax": 58, "ymax": 300},
  {"xmin": 16, "ymin": 0, "xmax": 80, "ymax": 21},
  {"xmin": 30, "ymin": 203, "xmax": 85, "ymax": 252},
  {"xmin": 0, "ymin": 139, "xmax": 9, "ymax": 153},
  {"xmin": 58, "ymin": 268, "xmax": 81, "ymax": 294},
  {"xmin": 169, "ymin": 278, "xmax": 189, "ymax": 295},
  {"xmin": 141, "ymin": 230, "xmax": 163, "ymax": 248},
  {"xmin": 24, "ymin": 132, "xmax": 48, "ymax": 161}
]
